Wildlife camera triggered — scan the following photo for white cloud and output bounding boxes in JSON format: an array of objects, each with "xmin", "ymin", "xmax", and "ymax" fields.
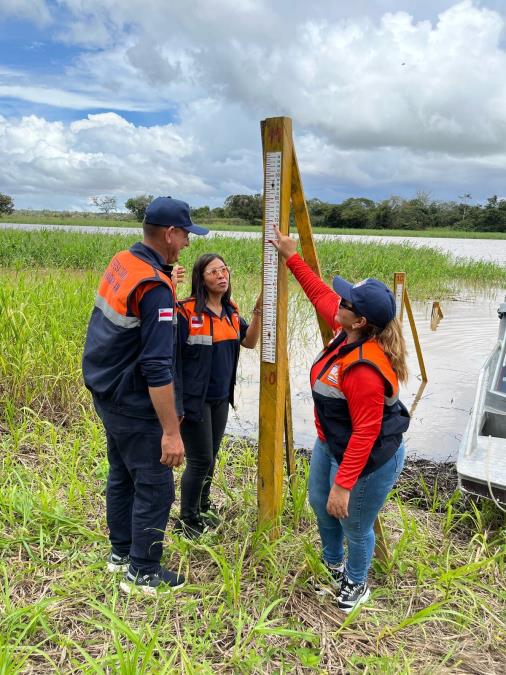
[
  {"xmin": 0, "ymin": 0, "xmax": 51, "ymax": 26},
  {"xmin": 0, "ymin": 83, "xmax": 155, "ymax": 111},
  {"xmin": 3, "ymin": 1, "xmax": 506, "ymax": 208},
  {"xmin": 40, "ymin": 1, "xmax": 506, "ymax": 156},
  {"xmin": 0, "ymin": 112, "xmax": 214, "ymax": 209}
]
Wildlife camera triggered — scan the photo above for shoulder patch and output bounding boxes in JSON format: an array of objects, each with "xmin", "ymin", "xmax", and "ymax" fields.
[{"xmin": 158, "ymin": 308, "xmax": 173, "ymax": 321}]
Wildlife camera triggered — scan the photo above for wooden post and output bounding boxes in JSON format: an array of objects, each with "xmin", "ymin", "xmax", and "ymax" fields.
[
  {"xmin": 291, "ymin": 153, "xmax": 333, "ymax": 346},
  {"xmin": 284, "ymin": 368, "xmax": 296, "ymax": 482},
  {"xmin": 257, "ymin": 117, "xmax": 293, "ymax": 529},
  {"xmin": 393, "ymin": 272, "xmax": 406, "ymax": 322},
  {"xmin": 394, "ymin": 271, "xmax": 427, "ymax": 382},
  {"xmin": 404, "ymin": 290, "xmax": 428, "ymax": 383}
]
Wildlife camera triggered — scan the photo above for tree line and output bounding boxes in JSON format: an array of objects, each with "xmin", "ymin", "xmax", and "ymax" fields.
[
  {"xmin": 202, "ymin": 192, "xmax": 506, "ymax": 232},
  {"xmin": 1, "ymin": 191, "xmax": 505, "ymax": 232}
]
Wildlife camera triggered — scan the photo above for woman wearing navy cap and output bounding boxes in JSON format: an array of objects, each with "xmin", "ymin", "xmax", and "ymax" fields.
[
  {"xmin": 271, "ymin": 227, "xmax": 409, "ymax": 613},
  {"xmin": 177, "ymin": 253, "xmax": 261, "ymax": 538}
]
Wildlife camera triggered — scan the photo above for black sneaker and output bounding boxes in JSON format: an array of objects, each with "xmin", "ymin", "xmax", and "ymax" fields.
[
  {"xmin": 337, "ymin": 575, "xmax": 371, "ymax": 613},
  {"xmin": 107, "ymin": 551, "xmax": 130, "ymax": 573},
  {"xmin": 200, "ymin": 506, "xmax": 221, "ymax": 529},
  {"xmin": 311, "ymin": 561, "xmax": 344, "ymax": 596},
  {"xmin": 326, "ymin": 562, "xmax": 345, "ymax": 587},
  {"xmin": 174, "ymin": 517, "xmax": 206, "ymax": 540},
  {"xmin": 120, "ymin": 566, "xmax": 186, "ymax": 595}
]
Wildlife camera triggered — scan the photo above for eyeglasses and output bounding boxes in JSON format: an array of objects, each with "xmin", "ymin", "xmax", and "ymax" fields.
[
  {"xmin": 204, "ymin": 265, "xmax": 231, "ymax": 278},
  {"xmin": 339, "ymin": 299, "xmax": 358, "ymax": 313}
]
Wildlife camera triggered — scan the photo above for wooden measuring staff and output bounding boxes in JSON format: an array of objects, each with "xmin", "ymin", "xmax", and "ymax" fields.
[
  {"xmin": 258, "ymin": 117, "xmax": 293, "ymax": 529},
  {"xmin": 257, "ymin": 117, "xmax": 393, "ymax": 569},
  {"xmin": 257, "ymin": 118, "xmax": 410, "ymax": 571},
  {"xmin": 258, "ymin": 116, "xmax": 331, "ymax": 528}
]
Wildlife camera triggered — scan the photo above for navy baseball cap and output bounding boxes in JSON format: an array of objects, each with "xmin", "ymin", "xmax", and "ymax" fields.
[
  {"xmin": 144, "ymin": 196, "xmax": 209, "ymax": 235},
  {"xmin": 332, "ymin": 276, "xmax": 396, "ymax": 329}
]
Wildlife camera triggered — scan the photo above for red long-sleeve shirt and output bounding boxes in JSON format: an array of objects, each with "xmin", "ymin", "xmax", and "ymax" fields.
[{"xmin": 286, "ymin": 253, "xmax": 385, "ymax": 490}]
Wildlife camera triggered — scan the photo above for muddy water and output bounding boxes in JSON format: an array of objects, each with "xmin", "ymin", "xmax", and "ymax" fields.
[{"xmin": 227, "ymin": 289, "xmax": 506, "ymax": 461}]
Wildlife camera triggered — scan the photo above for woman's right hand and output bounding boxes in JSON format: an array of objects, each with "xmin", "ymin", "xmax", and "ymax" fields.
[{"xmin": 270, "ymin": 226, "xmax": 298, "ymax": 260}]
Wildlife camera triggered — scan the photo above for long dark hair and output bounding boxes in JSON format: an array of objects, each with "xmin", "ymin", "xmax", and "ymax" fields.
[{"xmin": 189, "ymin": 253, "xmax": 232, "ymax": 314}]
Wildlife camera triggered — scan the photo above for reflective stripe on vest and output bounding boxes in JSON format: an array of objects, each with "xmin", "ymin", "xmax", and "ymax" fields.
[
  {"xmin": 180, "ymin": 298, "xmax": 240, "ymax": 345},
  {"xmin": 312, "ymin": 379, "xmax": 346, "ymax": 399},
  {"xmin": 312, "ymin": 340, "xmax": 399, "ymax": 404},
  {"xmin": 94, "ymin": 250, "xmax": 175, "ymax": 323},
  {"xmin": 187, "ymin": 334, "xmax": 213, "ymax": 345},
  {"xmin": 94, "ymin": 293, "xmax": 141, "ymax": 329}
]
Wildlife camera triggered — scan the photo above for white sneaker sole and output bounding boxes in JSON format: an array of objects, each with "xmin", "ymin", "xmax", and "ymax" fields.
[
  {"xmin": 119, "ymin": 580, "xmax": 186, "ymax": 596},
  {"xmin": 338, "ymin": 587, "xmax": 371, "ymax": 613}
]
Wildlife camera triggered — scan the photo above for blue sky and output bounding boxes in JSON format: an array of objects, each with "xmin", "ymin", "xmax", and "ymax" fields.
[{"xmin": 1, "ymin": 1, "xmax": 506, "ymax": 211}]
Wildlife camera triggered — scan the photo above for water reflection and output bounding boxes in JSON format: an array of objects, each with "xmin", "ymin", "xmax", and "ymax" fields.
[{"xmin": 227, "ymin": 289, "xmax": 506, "ymax": 461}]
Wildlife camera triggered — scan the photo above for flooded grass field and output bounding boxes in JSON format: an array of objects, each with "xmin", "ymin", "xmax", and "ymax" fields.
[{"xmin": 1, "ymin": 230, "xmax": 505, "ymax": 672}]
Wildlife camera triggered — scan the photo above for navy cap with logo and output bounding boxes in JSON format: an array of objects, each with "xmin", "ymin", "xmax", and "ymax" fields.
[
  {"xmin": 332, "ymin": 276, "xmax": 396, "ymax": 329},
  {"xmin": 144, "ymin": 196, "xmax": 209, "ymax": 235}
]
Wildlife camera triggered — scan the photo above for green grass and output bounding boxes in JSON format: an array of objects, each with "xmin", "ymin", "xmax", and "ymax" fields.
[
  {"xmin": 1, "ymin": 230, "xmax": 505, "ymax": 300},
  {"xmin": 1, "ymin": 233, "xmax": 505, "ymax": 671},
  {"xmin": 1, "ymin": 414, "xmax": 504, "ymax": 672},
  {"xmin": 2, "ymin": 212, "xmax": 506, "ymax": 238}
]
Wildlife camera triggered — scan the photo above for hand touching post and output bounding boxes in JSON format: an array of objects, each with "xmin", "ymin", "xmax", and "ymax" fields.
[{"xmin": 269, "ymin": 226, "xmax": 298, "ymax": 260}]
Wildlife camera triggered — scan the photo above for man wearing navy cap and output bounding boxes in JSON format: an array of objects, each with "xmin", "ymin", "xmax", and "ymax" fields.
[{"xmin": 83, "ymin": 196, "xmax": 208, "ymax": 594}]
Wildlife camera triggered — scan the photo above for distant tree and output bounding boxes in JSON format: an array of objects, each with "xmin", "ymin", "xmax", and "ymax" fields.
[
  {"xmin": 339, "ymin": 197, "xmax": 375, "ymax": 229},
  {"xmin": 224, "ymin": 194, "xmax": 262, "ymax": 224},
  {"xmin": 0, "ymin": 193, "xmax": 14, "ymax": 216},
  {"xmin": 373, "ymin": 200, "xmax": 395, "ymax": 229},
  {"xmin": 458, "ymin": 193, "xmax": 472, "ymax": 225},
  {"xmin": 191, "ymin": 205, "xmax": 211, "ymax": 221},
  {"xmin": 91, "ymin": 195, "xmax": 117, "ymax": 215},
  {"xmin": 477, "ymin": 196, "xmax": 506, "ymax": 232},
  {"xmin": 323, "ymin": 204, "xmax": 344, "ymax": 228},
  {"xmin": 307, "ymin": 198, "xmax": 333, "ymax": 226},
  {"xmin": 211, "ymin": 207, "xmax": 226, "ymax": 218},
  {"xmin": 125, "ymin": 194, "xmax": 154, "ymax": 222}
]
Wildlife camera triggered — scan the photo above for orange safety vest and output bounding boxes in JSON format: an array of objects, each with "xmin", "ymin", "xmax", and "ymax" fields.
[
  {"xmin": 178, "ymin": 298, "xmax": 241, "ymax": 421},
  {"xmin": 83, "ymin": 246, "xmax": 177, "ymax": 417},
  {"xmin": 312, "ymin": 333, "xmax": 409, "ymax": 475}
]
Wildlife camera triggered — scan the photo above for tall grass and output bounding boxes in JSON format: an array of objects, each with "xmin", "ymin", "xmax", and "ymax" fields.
[
  {"xmin": 1, "ymin": 418, "xmax": 504, "ymax": 672},
  {"xmin": 1, "ymin": 230, "xmax": 505, "ymax": 671},
  {"xmin": 1, "ymin": 230, "xmax": 505, "ymax": 298}
]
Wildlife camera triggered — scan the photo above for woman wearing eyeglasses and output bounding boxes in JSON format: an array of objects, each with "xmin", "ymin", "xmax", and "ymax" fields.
[
  {"xmin": 271, "ymin": 227, "xmax": 410, "ymax": 613},
  {"xmin": 177, "ymin": 253, "xmax": 261, "ymax": 537}
]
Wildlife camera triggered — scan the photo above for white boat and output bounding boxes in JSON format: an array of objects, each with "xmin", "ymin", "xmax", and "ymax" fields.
[{"xmin": 457, "ymin": 298, "xmax": 506, "ymax": 504}]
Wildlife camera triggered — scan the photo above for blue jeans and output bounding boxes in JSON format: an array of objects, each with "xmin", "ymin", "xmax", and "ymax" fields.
[{"xmin": 308, "ymin": 438, "xmax": 405, "ymax": 583}]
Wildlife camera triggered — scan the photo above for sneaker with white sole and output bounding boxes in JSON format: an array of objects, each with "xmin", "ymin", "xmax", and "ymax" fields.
[
  {"xmin": 107, "ymin": 552, "xmax": 130, "ymax": 573},
  {"xmin": 311, "ymin": 561, "xmax": 344, "ymax": 596},
  {"xmin": 325, "ymin": 562, "xmax": 345, "ymax": 587},
  {"xmin": 120, "ymin": 566, "xmax": 186, "ymax": 596},
  {"xmin": 337, "ymin": 575, "xmax": 371, "ymax": 613}
]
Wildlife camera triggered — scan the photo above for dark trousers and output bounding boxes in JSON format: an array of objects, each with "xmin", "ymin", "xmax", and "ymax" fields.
[
  {"xmin": 180, "ymin": 398, "xmax": 229, "ymax": 522},
  {"xmin": 94, "ymin": 400, "xmax": 174, "ymax": 574}
]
